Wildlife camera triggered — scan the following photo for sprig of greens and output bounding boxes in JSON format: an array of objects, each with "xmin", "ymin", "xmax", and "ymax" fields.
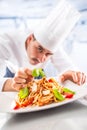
[
  {"xmin": 53, "ymin": 89, "xmax": 65, "ymax": 101},
  {"xmin": 18, "ymin": 87, "xmax": 29, "ymax": 99},
  {"xmin": 63, "ymin": 88, "xmax": 75, "ymax": 94},
  {"xmin": 32, "ymin": 68, "xmax": 45, "ymax": 78}
]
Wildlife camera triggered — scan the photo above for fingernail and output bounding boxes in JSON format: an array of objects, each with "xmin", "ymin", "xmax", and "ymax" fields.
[{"xmin": 78, "ymin": 82, "xmax": 81, "ymax": 85}]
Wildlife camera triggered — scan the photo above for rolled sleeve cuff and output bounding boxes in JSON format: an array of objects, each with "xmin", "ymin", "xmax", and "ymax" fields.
[{"xmin": 0, "ymin": 78, "xmax": 9, "ymax": 91}]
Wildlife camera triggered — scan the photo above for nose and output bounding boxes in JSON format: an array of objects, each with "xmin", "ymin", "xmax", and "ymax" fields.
[
  {"xmin": 41, "ymin": 54, "xmax": 47, "ymax": 62},
  {"xmin": 39, "ymin": 54, "xmax": 47, "ymax": 63}
]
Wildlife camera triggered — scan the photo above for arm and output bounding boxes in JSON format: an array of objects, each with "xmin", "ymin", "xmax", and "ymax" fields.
[
  {"xmin": 0, "ymin": 30, "xmax": 33, "ymax": 91},
  {"xmin": 2, "ymin": 68, "xmax": 33, "ymax": 91},
  {"xmin": 0, "ymin": 35, "xmax": 11, "ymax": 91},
  {"xmin": 0, "ymin": 32, "xmax": 22, "ymax": 91},
  {"xmin": 51, "ymin": 47, "xmax": 86, "ymax": 85}
]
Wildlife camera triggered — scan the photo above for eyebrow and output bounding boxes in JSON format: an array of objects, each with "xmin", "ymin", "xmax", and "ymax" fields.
[
  {"xmin": 38, "ymin": 45, "xmax": 43, "ymax": 49},
  {"xmin": 38, "ymin": 45, "xmax": 53, "ymax": 54}
]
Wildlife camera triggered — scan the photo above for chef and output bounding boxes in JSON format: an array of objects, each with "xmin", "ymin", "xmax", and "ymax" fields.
[{"xmin": 0, "ymin": 0, "xmax": 86, "ymax": 91}]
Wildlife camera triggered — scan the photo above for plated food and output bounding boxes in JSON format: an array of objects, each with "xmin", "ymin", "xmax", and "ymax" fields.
[
  {"xmin": 0, "ymin": 68, "xmax": 86, "ymax": 113},
  {"xmin": 12, "ymin": 77, "xmax": 75, "ymax": 110}
]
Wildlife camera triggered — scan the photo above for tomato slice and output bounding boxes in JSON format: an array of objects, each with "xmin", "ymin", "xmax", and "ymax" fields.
[
  {"xmin": 65, "ymin": 93, "xmax": 74, "ymax": 98},
  {"xmin": 13, "ymin": 102, "xmax": 20, "ymax": 110},
  {"xmin": 48, "ymin": 79, "xmax": 53, "ymax": 82},
  {"xmin": 22, "ymin": 99, "xmax": 33, "ymax": 107}
]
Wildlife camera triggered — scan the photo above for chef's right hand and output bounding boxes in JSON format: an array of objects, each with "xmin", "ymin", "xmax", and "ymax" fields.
[
  {"xmin": 3, "ymin": 68, "xmax": 33, "ymax": 91},
  {"xmin": 12, "ymin": 68, "xmax": 33, "ymax": 91}
]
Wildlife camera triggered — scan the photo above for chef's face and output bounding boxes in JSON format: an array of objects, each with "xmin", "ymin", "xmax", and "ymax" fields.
[{"xmin": 25, "ymin": 34, "xmax": 53, "ymax": 65}]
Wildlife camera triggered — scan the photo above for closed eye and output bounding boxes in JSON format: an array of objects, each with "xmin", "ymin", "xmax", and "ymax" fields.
[{"xmin": 37, "ymin": 46, "xmax": 44, "ymax": 53}]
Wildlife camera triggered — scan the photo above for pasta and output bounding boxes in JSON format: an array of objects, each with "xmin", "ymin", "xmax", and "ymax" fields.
[{"xmin": 14, "ymin": 77, "xmax": 75, "ymax": 109}]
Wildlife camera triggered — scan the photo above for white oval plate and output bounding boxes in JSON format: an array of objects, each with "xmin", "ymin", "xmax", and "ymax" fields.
[{"xmin": 0, "ymin": 80, "xmax": 87, "ymax": 113}]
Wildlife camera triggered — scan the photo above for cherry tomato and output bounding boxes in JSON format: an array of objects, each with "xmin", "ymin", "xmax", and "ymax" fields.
[
  {"xmin": 65, "ymin": 93, "xmax": 74, "ymax": 98},
  {"xmin": 48, "ymin": 79, "xmax": 53, "ymax": 82}
]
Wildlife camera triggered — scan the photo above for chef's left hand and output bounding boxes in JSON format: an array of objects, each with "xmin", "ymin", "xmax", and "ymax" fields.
[{"xmin": 59, "ymin": 70, "xmax": 86, "ymax": 85}]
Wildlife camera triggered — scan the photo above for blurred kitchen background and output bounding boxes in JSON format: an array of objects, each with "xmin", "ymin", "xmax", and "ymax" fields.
[{"xmin": 0, "ymin": 0, "xmax": 87, "ymax": 75}]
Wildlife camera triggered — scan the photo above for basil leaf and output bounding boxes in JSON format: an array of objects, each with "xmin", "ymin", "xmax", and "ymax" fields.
[
  {"xmin": 18, "ymin": 87, "xmax": 29, "ymax": 99},
  {"xmin": 32, "ymin": 68, "xmax": 40, "ymax": 77},
  {"xmin": 39, "ymin": 69, "xmax": 45, "ymax": 77},
  {"xmin": 63, "ymin": 88, "xmax": 75, "ymax": 94},
  {"xmin": 53, "ymin": 89, "xmax": 65, "ymax": 101},
  {"xmin": 32, "ymin": 68, "xmax": 45, "ymax": 78}
]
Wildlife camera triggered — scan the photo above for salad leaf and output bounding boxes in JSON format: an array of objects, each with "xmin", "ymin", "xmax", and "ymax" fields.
[
  {"xmin": 32, "ymin": 68, "xmax": 40, "ymax": 77},
  {"xmin": 39, "ymin": 68, "xmax": 45, "ymax": 77},
  {"xmin": 18, "ymin": 87, "xmax": 29, "ymax": 99},
  {"xmin": 63, "ymin": 88, "xmax": 75, "ymax": 94},
  {"xmin": 53, "ymin": 89, "xmax": 65, "ymax": 101},
  {"xmin": 32, "ymin": 68, "xmax": 45, "ymax": 78}
]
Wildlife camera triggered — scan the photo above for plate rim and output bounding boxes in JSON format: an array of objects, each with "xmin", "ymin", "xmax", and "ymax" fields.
[{"xmin": 0, "ymin": 80, "xmax": 87, "ymax": 113}]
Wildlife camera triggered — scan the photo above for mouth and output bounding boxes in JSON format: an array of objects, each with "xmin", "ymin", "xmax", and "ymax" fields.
[{"xmin": 30, "ymin": 58, "xmax": 40, "ymax": 65}]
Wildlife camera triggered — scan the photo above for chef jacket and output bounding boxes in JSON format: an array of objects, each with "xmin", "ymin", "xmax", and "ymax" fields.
[{"xmin": 0, "ymin": 29, "xmax": 76, "ymax": 91}]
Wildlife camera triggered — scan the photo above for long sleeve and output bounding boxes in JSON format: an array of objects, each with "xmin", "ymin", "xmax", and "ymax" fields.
[
  {"xmin": 0, "ymin": 32, "xmax": 21, "ymax": 91},
  {"xmin": 51, "ymin": 46, "xmax": 78, "ymax": 75},
  {"xmin": 0, "ymin": 35, "xmax": 11, "ymax": 91},
  {"xmin": 0, "ymin": 78, "xmax": 9, "ymax": 91},
  {"xmin": 0, "ymin": 29, "xmax": 32, "ymax": 91}
]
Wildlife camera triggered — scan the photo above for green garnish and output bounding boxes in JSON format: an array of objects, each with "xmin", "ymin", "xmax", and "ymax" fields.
[
  {"xmin": 39, "ymin": 68, "xmax": 45, "ymax": 77},
  {"xmin": 63, "ymin": 88, "xmax": 75, "ymax": 94},
  {"xmin": 32, "ymin": 68, "xmax": 40, "ymax": 77},
  {"xmin": 18, "ymin": 87, "xmax": 29, "ymax": 99},
  {"xmin": 53, "ymin": 89, "xmax": 65, "ymax": 101},
  {"xmin": 32, "ymin": 68, "xmax": 45, "ymax": 78}
]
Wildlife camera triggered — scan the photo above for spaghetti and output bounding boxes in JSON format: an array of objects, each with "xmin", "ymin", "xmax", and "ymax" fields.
[{"xmin": 13, "ymin": 77, "xmax": 75, "ymax": 109}]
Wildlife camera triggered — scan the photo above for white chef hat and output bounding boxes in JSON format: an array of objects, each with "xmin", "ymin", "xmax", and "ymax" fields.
[{"xmin": 34, "ymin": 0, "xmax": 81, "ymax": 53}]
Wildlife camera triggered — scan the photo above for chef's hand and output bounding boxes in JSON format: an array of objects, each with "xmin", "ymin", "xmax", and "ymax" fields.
[
  {"xmin": 59, "ymin": 70, "xmax": 86, "ymax": 85},
  {"xmin": 12, "ymin": 68, "xmax": 33, "ymax": 91},
  {"xmin": 3, "ymin": 68, "xmax": 33, "ymax": 91}
]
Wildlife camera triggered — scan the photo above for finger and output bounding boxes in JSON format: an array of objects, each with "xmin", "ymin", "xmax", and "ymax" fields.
[
  {"xmin": 72, "ymin": 72, "xmax": 78, "ymax": 83},
  {"xmin": 14, "ymin": 77, "xmax": 26, "ymax": 84},
  {"xmin": 77, "ymin": 72, "xmax": 86, "ymax": 85},
  {"xmin": 83, "ymin": 75, "xmax": 87, "ymax": 83},
  {"xmin": 12, "ymin": 79, "xmax": 23, "ymax": 91},
  {"xmin": 81, "ymin": 73, "xmax": 86, "ymax": 84},
  {"xmin": 12, "ymin": 84, "xmax": 23, "ymax": 91},
  {"xmin": 76, "ymin": 72, "xmax": 83, "ymax": 85},
  {"xmin": 26, "ymin": 75, "xmax": 34, "ymax": 83},
  {"xmin": 24, "ymin": 68, "xmax": 33, "ymax": 83},
  {"xmin": 24, "ymin": 68, "xmax": 32, "ymax": 76},
  {"xmin": 15, "ymin": 69, "xmax": 28, "ymax": 79}
]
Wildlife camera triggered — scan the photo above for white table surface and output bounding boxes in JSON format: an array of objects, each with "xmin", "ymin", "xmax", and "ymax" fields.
[{"xmin": 0, "ymin": 100, "xmax": 87, "ymax": 130}]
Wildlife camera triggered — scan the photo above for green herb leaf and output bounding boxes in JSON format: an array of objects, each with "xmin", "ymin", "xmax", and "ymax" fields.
[
  {"xmin": 32, "ymin": 68, "xmax": 45, "ymax": 78},
  {"xmin": 39, "ymin": 68, "xmax": 45, "ymax": 77},
  {"xmin": 53, "ymin": 89, "xmax": 65, "ymax": 101},
  {"xmin": 63, "ymin": 88, "xmax": 75, "ymax": 94},
  {"xmin": 32, "ymin": 68, "xmax": 40, "ymax": 77},
  {"xmin": 18, "ymin": 87, "xmax": 29, "ymax": 99}
]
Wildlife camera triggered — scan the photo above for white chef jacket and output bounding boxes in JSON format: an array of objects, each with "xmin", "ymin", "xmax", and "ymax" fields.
[{"xmin": 0, "ymin": 29, "xmax": 76, "ymax": 91}]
